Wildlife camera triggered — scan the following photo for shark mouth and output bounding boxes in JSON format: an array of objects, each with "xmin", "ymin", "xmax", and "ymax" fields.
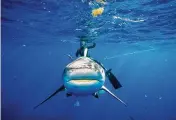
[
  {"xmin": 68, "ymin": 79, "xmax": 99, "ymax": 85},
  {"xmin": 65, "ymin": 79, "xmax": 103, "ymax": 95}
]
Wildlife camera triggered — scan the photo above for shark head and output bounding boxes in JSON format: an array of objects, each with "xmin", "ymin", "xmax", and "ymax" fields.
[{"xmin": 63, "ymin": 57, "xmax": 106, "ymax": 95}]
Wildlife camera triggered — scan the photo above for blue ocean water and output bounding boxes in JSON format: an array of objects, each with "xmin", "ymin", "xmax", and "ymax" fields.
[{"xmin": 1, "ymin": 0, "xmax": 176, "ymax": 120}]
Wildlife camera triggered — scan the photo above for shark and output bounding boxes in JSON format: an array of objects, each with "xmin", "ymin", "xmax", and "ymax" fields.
[{"xmin": 34, "ymin": 49, "xmax": 127, "ymax": 109}]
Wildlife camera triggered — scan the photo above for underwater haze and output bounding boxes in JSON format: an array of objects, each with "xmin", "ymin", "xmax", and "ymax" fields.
[{"xmin": 1, "ymin": 0, "xmax": 176, "ymax": 120}]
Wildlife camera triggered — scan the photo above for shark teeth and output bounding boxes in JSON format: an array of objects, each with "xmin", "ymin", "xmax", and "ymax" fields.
[{"xmin": 69, "ymin": 80, "xmax": 98, "ymax": 85}]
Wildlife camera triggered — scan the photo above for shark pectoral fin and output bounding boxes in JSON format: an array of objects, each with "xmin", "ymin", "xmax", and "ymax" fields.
[
  {"xmin": 101, "ymin": 86, "xmax": 127, "ymax": 107},
  {"xmin": 106, "ymin": 69, "xmax": 122, "ymax": 89},
  {"xmin": 34, "ymin": 85, "xmax": 65, "ymax": 109}
]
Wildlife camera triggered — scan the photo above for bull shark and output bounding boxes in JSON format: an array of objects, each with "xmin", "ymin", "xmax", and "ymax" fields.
[{"xmin": 34, "ymin": 49, "xmax": 127, "ymax": 109}]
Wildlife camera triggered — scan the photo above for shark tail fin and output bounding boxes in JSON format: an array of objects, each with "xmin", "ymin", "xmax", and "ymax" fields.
[
  {"xmin": 101, "ymin": 86, "xmax": 127, "ymax": 107},
  {"xmin": 34, "ymin": 85, "xmax": 65, "ymax": 109}
]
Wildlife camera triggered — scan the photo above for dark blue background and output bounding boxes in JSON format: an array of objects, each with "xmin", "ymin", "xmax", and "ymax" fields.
[{"xmin": 2, "ymin": 0, "xmax": 176, "ymax": 120}]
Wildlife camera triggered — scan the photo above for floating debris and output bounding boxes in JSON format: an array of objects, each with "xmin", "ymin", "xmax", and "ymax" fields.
[{"xmin": 92, "ymin": 7, "xmax": 104, "ymax": 17}]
